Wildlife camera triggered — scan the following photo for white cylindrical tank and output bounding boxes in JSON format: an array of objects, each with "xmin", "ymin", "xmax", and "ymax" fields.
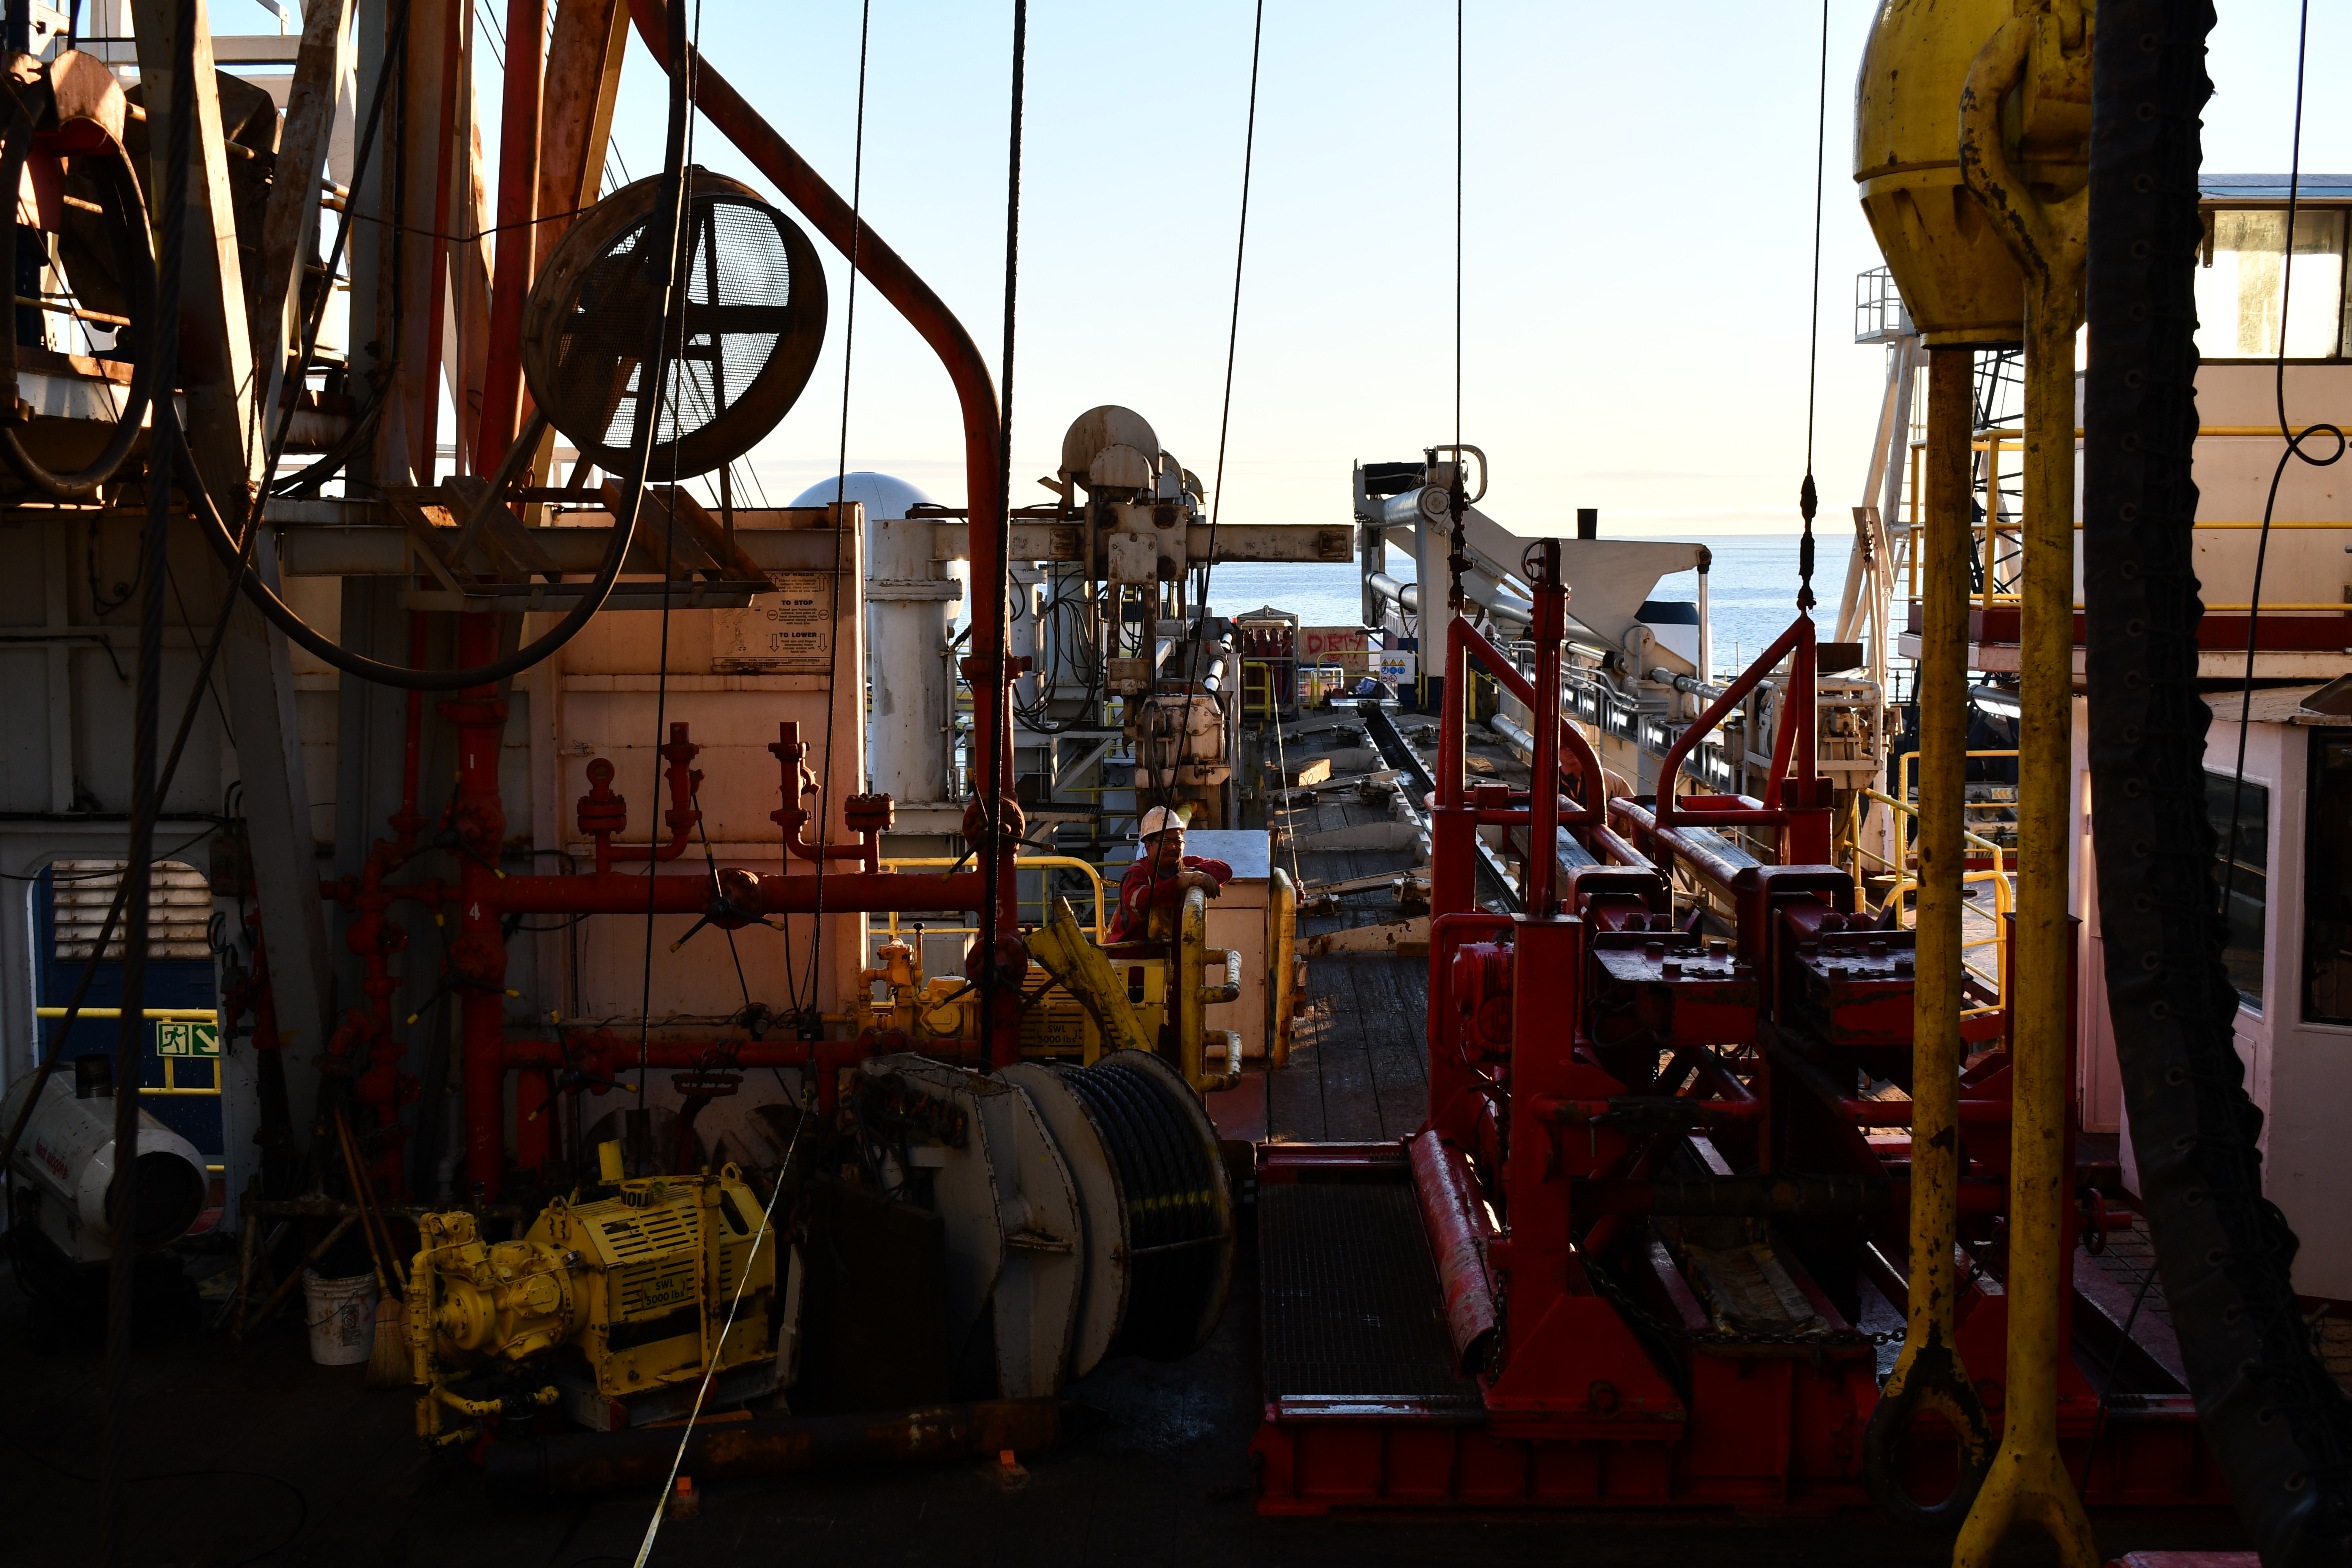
[
  {"xmin": 2, "ymin": 1064, "xmax": 210, "ymax": 1264},
  {"xmin": 789, "ymin": 472, "xmax": 955, "ymax": 807}
]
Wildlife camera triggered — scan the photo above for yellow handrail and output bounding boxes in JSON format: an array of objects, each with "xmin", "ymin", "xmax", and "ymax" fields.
[
  {"xmin": 1896, "ymin": 750, "xmax": 2020, "ymax": 832},
  {"xmin": 1862, "ymin": 786, "xmax": 2008, "ymax": 876},
  {"xmin": 879, "ymin": 855, "xmax": 1109, "ymax": 941},
  {"xmin": 1878, "ymin": 864, "xmax": 2014, "ymax": 1015},
  {"xmin": 35, "ymin": 1007, "xmax": 217, "ymax": 1020},
  {"xmin": 1241, "ymin": 659, "xmax": 1279, "ymax": 723}
]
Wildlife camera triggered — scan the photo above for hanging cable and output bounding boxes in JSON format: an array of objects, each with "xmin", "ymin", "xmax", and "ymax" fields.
[
  {"xmin": 1795, "ymin": 0, "xmax": 1829, "ymax": 613},
  {"xmin": 1161, "ymin": 0, "xmax": 1261, "ymax": 816},
  {"xmin": 795, "ymin": 0, "xmax": 874, "ymax": 1018},
  {"xmin": 978, "ymin": 0, "xmax": 1027, "ymax": 1049},
  {"xmin": 2219, "ymin": 0, "xmax": 2343, "ymax": 945},
  {"xmin": 632, "ymin": 0, "xmax": 706, "ymax": 1147},
  {"xmin": 99, "ymin": 7, "xmax": 190, "ymax": 1559},
  {"xmin": 1444, "ymin": 0, "xmax": 1468, "ymax": 620}
]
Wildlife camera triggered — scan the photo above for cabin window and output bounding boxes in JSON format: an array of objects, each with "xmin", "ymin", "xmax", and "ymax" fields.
[
  {"xmin": 2306, "ymin": 732, "xmax": 2352, "ymax": 1026},
  {"xmin": 2195, "ymin": 207, "xmax": 2350, "ymax": 360},
  {"xmin": 2204, "ymin": 772, "xmax": 2268, "ymax": 1013}
]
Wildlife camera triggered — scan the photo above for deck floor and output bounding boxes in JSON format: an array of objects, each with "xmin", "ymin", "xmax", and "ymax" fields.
[{"xmin": 0, "ymin": 719, "xmax": 2252, "ymax": 1565}]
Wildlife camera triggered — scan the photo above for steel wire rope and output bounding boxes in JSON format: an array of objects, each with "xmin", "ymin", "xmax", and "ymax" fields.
[
  {"xmin": 633, "ymin": 0, "xmax": 708, "ymax": 1151},
  {"xmin": 793, "ymin": 0, "xmax": 874, "ymax": 1019},
  {"xmin": 1162, "ymin": 0, "xmax": 1260, "ymax": 817},
  {"xmin": 2218, "ymin": 0, "xmax": 2343, "ymax": 951},
  {"xmin": 98, "ymin": 4, "xmax": 190, "ymax": 1557},
  {"xmin": 623, "ymin": 11, "xmax": 855, "ymax": 1557},
  {"xmin": 1793, "ymin": 0, "xmax": 1828, "ymax": 612},
  {"xmin": 977, "ymin": 0, "xmax": 1026, "ymax": 1068}
]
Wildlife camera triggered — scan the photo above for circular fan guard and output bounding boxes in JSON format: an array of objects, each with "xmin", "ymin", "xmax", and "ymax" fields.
[{"xmin": 521, "ymin": 169, "xmax": 826, "ymax": 479}]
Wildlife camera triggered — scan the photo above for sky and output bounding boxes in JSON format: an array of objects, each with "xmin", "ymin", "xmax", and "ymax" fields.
[{"xmin": 553, "ymin": 1, "xmax": 2352, "ymax": 539}]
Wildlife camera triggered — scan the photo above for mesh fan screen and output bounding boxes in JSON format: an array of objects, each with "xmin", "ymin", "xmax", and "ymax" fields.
[{"xmin": 529, "ymin": 177, "xmax": 823, "ymax": 479}]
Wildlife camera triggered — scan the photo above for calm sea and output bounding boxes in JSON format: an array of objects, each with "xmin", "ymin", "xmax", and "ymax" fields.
[{"xmin": 1204, "ymin": 535, "xmax": 1848, "ymax": 685}]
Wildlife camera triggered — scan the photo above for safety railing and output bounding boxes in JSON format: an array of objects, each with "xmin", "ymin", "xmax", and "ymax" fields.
[
  {"xmin": 1895, "ymin": 749, "xmax": 2021, "ymax": 852},
  {"xmin": 1873, "ymin": 866, "xmax": 2013, "ymax": 1016},
  {"xmin": 1241, "ymin": 659, "xmax": 1279, "ymax": 726},
  {"xmin": 35, "ymin": 1005, "xmax": 222, "ymax": 1097},
  {"xmin": 872, "ymin": 855, "xmax": 1111, "ymax": 953}
]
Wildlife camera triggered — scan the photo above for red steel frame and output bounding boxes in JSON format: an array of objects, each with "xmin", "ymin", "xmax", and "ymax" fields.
[{"xmin": 1251, "ymin": 587, "xmax": 2226, "ymax": 1516}]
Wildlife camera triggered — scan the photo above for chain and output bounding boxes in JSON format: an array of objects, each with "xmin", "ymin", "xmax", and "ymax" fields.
[{"xmin": 1584, "ymin": 1252, "xmax": 1905, "ymax": 1350}]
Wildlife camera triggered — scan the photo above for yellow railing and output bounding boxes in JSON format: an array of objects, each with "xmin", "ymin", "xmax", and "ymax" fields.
[
  {"xmin": 1856, "ymin": 787, "xmax": 2011, "ymax": 879},
  {"xmin": 1854, "ymin": 785, "xmax": 2014, "ymax": 1016},
  {"xmin": 1895, "ymin": 750, "xmax": 2021, "ymax": 853},
  {"xmin": 875, "ymin": 855, "xmax": 1111, "ymax": 948},
  {"xmin": 35, "ymin": 1007, "xmax": 221, "ymax": 1096},
  {"xmin": 1241, "ymin": 659, "xmax": 1279, "ymax": 724},
  {"xmin": 1878, "ymin": 867, "xmax": 2014, "ymax": 1017}
]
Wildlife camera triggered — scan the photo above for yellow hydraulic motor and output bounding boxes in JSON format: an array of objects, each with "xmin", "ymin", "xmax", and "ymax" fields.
[{"xmin": 406, "ymin": 1142, "xmax": 784, "ymax": 1446}]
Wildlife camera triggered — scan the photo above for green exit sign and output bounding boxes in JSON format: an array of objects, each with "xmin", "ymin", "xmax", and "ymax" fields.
[{"xmin": 155, "ymin": 1021, "xmax": 220, "ymax": 1058}]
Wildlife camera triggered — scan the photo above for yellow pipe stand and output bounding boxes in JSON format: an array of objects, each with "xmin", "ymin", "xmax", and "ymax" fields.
[
  {"xmin": 1952, "ymin": 5, "xmax": 2098, "ymax": 1564},
  {"xmin": 1863, "ymin": 346, "xmax": 1997, "ymax": 1525}
]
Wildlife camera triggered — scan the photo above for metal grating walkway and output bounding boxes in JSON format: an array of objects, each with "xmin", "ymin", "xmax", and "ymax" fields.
[{"xmin": 1259, "ymin": 1181, "xmax": 1484, "ymax": 1413}]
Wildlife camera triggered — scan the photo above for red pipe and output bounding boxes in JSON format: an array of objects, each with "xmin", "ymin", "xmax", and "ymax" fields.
[
  {"xmin": 471, "ymin": 869, "xmax": 986, "ymax": 917},
  {"xmin": 476, "ymin": 0, "xmax": 546, "ymax": 470},
  {"xmin": 772, "ymin": 721, "xmax": 881, "ymax": 873},
  {"xmin": 1526, "ymin": 542, "xmax": 1566, "ymax": 916},
  {"xmin": 1408, "ymin": 1131, "xmax": 1497, "ymax": 1375},
  {"xmin": 605, "ymin": 720, "xmax": 701, "ymax": 863},
  {"xmin": 1654, "ymin": 614, "xmax": 1810, "ymax": 835},
  {"xmin": 623, "ymin": 0, "xmax": 1012, "ymax": 935},
  {"xmin": 1441, "ymin": 616, "xmax": 1603, "ymax": 819}
]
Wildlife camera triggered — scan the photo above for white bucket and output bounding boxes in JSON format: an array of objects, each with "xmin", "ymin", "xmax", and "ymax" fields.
[{"xmin": 303, "ymin": 1269, "xmax": 378, "ymax": 1366}]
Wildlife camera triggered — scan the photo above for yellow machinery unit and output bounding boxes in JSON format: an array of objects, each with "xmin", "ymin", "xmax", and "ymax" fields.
[
  {"xmin": 407, "ymin": 1143, "xmax": 786, "ymax": 1445},
  {"xmin": 858, "ymin": 892, "xmax": 1243, "ymax": 1090}
]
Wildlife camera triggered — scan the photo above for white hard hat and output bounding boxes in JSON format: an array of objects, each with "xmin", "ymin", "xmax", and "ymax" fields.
[{"xmin": 1139, "ymin": 805, "xmax": 1184, "ymax": 838}]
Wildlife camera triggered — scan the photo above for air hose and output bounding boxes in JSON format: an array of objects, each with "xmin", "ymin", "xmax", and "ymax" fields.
[
  {"xmin": 2082, "ymin": 5, "xmax": 2352, "ymax": 1561},
  {"xmin": 0, "ymin": 108, "xmax": 156, "ymax": 501}
]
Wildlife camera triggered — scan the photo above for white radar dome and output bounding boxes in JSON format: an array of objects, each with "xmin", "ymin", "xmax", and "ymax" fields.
[{"xmin": 786, "ymin": 471, "xmax": 937, "ymax": 521}]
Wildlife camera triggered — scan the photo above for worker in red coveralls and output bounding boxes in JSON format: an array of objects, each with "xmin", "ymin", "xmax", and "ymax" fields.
[{"xmin": 1109, "ymin": 806, "xmax": 1231, "ymax": 944}]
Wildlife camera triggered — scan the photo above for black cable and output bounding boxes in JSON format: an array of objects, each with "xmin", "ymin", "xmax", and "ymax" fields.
[
  {"xmin": 1162, "ymin": 0, "xmax": 1263, "ymax": 817},
  {"xmin": 624, "ymin": 0, "xmax": 703, "ymax": 1158},
  {"xmin": 795, "ymin": 0, "xmax": 873, "ymax": 1020},
  {"xmin": 177, "ymin": 0, "xmax": 694, "ymax": 694},
  {"xmin": 1, "ymin": 1432, "xmax": 308, "ymax": 1568},
  {"xmin": 2219, "ymin": 0, "xmax": 2344, "ymax": 941},
  {"xmin": 0, "ymin": 128, "xmax": 156, "ymax": 498},
  {"xmin": 100, "ymin": 7, "xmax": 188, "ymax": 1557},
  {"xmin": 980, "ymin": 0, "xmax": 1026, "ymax": 1047},
  {"xmin": 1794, "ymin": 0, "xmax": 1828, "ymax": 613}
]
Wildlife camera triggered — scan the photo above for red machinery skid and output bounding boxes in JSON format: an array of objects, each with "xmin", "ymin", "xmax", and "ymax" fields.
[{"xmin": 1251, "ymin": 561, "xmax": 2227, "ymax": 1517}]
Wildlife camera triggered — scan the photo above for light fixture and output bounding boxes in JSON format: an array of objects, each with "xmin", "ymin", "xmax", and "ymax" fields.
[{"xmin": 1968, "ymin": 685, "xmax": 2023, "ymax": 719}]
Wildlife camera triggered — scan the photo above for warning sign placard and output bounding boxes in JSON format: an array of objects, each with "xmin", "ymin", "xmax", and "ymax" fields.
[{"xmin": 716, "ymin": 571, "xmax": 837, "ymax": 671}]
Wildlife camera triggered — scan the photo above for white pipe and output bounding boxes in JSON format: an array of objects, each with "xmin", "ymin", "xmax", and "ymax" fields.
[{"xmin": 1696, "ymin": 547, "xmax": 1712, "ymax": 686}]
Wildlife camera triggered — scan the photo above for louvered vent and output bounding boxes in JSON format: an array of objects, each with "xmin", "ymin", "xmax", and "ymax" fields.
[{"xmin": 51, "ymin": 860, "xmax": 211, "ymax": 961}]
